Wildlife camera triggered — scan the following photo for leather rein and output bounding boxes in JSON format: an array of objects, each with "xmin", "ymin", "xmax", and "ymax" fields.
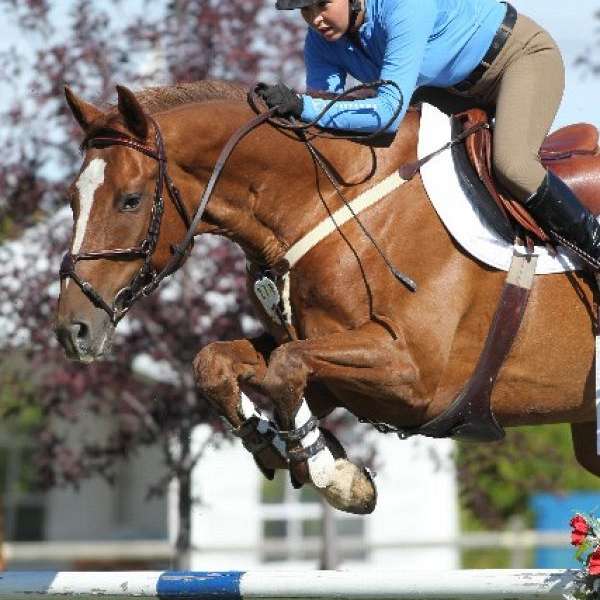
[{"xmin": 60, "ymin": 108, "xmax": 277, "ymax": 325}]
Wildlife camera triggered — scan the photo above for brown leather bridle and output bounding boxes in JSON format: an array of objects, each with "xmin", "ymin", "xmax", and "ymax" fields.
[
  {"xmin": 60, "ymin": 109, "xmax": 276, "ymax": 325},
  {"xmin": 59, "ymin": 116, "xmax": 193, "ymax": 325}
]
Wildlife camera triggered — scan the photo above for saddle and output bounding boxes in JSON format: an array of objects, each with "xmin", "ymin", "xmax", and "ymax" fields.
[
  {"xmin": 454, "ymin": 108, "xmax": 600, "ymax": 246},
  {"xmin": 393, "ymin": 110, "xmax": 600, "ymax": 444}
]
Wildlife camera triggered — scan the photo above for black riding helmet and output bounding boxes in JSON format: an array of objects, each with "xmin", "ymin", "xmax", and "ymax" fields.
[
  {"xmin": 275, "ymin": 0, "xmax": 321, "ymax": 8},
  {"xmin": 275, "ymin": 0, "xmax": 362, "ymax": 24}
]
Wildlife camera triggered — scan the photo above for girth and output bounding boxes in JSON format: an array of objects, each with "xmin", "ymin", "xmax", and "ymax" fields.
[{"xmin": 368, "ymin": 110, "xmax": 600, "ymax": 442}]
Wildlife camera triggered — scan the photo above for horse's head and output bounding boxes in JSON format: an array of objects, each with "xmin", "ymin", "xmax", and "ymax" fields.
[{"xmin": 55, "ymin": 85, "xmax": 191, "ymax": 362}]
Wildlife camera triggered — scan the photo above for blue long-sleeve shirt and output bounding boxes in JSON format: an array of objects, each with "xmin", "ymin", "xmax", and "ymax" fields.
[{"xmin": 300, "ymin": 0, "xmax": 507, "ymax": 133}]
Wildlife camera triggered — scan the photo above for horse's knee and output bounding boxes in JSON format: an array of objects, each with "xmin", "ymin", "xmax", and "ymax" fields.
[
  {"xmin": 193, "ymin": 342, "xmax": 236, "ymax": 398},
  {"xmin": 262, "ymin": 343, "xmax": 309, "ymax": 407}
]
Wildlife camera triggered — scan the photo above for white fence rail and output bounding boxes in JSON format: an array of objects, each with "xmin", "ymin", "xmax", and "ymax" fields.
[
  {"xmin": 0, "ymin": 570, "xmax": 583, "ymax": 599},
  {"xmin": 3, "ymin": 530, "xmax": 571, "ymax": 563}
]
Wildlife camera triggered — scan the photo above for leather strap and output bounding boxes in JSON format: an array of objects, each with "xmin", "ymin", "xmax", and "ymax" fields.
[
  {"xmin": 277, "ymin": 416, "xmax": 319, "ymax": 443},
  {"xmin": 398, "ymin": 121, "xmax": 490, "ymax": 181},
  {"xmin": 410, "ymin": 250, "xmax": 536, "ymax": 441},
  {"xmin": 364, "ymin": 250, "xmax": 537, "ymax": 442},
  {"xmin": 287, "ymin": 435, "xmax": 327, "ymax": 463}
]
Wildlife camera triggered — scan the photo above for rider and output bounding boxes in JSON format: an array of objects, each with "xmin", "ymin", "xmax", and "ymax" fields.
[{"xmin": 257, "ymin": 0, "xmax": 600, "ymax": 266}]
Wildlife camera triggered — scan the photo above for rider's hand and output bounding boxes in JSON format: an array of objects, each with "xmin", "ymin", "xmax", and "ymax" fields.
[{"xmin": 256, "ymin": 82, "xmax": 304, "ymax": 118}]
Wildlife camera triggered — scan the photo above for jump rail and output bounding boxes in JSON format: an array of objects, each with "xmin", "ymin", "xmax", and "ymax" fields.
[{"xmin": 0, "ymin": 570, "xmax": 583, "ymax": 599}]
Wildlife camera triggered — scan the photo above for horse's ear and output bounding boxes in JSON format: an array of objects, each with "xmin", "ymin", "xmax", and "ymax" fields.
[
  {"xmin": 64, "ymin": 86, "xmax": 104, "ymax": 131},
  {"xmin": 116, "ymin": 85, "xmax": 149, "ymax": 140}
]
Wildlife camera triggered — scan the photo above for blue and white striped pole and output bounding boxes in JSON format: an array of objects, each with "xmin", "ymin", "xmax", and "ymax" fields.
[{"xmin": 0, "ymin": 570, "xmax": 582, "ymax": 599}]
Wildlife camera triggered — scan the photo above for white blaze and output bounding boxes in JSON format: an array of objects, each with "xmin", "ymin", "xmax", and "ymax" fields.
[{"xmin": 72, "ymin": 158, "xmax": 106, "ymax": 254}]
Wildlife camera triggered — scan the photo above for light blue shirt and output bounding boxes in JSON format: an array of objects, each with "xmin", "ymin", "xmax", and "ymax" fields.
[{"xmin": 300, "ymin": 0, "xmax": 507, "ymax": 133}]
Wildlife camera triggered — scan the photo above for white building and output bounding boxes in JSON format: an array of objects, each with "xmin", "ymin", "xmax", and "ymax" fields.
[
  {"xmin": 186, "ymin": 424, "xmax": 458, "ymax": 570},
  {"xmin": 2, "ymin": 417, "xmax": 458, "ymax": 571}
]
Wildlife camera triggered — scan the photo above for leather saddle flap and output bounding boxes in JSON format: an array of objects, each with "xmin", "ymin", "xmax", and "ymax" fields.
[
  {"xmin": 541, "ymin": 124, "xmax": 599, "ymax": 159},
  {"xmin": 454, "ymin": 109, "xmax": 600, "ymax": 242}
]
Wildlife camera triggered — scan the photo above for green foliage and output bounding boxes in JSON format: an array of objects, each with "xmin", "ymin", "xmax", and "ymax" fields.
[
  {"xmin": 457, "ymin": 424, "xmax": 600, "ymax": 532},
  {"xmin": 462, "ymin": 548, "xmax": 513, "ymax": 569},
  {"xmin": 0, "ymin": 353, "xmax": 43, "ymax": 435}
]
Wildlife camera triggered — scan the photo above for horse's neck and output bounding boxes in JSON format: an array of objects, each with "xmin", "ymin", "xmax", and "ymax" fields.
[{"xmin": 163, "ymin": 102, "xmax": 419, "ymax": 268}]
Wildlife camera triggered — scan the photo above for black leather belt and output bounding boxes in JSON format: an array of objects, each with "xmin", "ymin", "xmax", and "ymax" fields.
[{"xmin": 452, "ymin": 2, "xmax": 518, "ymax": 93}]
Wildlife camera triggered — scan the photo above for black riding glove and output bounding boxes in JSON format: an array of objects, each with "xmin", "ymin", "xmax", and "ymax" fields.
[{"xmin": 256, "ymin": 82, "xmax": 304, "ymax": 118}]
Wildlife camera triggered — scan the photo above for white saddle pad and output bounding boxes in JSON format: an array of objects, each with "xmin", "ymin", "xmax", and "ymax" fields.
[{"xmin": 417, "ymin": 104, "xmax": 583, "ymax": 274}]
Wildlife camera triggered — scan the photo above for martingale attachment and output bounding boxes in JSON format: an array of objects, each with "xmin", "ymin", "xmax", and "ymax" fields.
[{"xmin": 254, "ymin": 275, "xmax": 286, "ymax": 324}]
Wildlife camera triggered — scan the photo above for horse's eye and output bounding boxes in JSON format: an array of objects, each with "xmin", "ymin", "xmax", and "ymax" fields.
[{"xmin": 120, "ymin": 193, "xmax": 142, "ymax": 211}]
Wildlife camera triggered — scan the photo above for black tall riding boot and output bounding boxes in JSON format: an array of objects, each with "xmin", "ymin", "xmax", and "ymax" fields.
[{"xmin": 525, "ymin": 170, "xmax": 600, "ymax": 268}]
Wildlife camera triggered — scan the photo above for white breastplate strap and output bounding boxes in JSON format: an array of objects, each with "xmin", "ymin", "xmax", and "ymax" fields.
[
  {"xmin": 272, "ymin": 170, "xmax": 407, "ymax": 324},
  {"xmin": 283, "ymin": 171, "xmax": 406, "ymax": 268},
  {"xmin": 251, "ymin": 170, "xmax": 406, "ymax": 326}
]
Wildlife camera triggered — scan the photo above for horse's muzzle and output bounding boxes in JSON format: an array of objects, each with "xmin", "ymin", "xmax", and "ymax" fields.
[{"xmin": 54, "ymin": 318, "xmax": 113, "ymax": 363}]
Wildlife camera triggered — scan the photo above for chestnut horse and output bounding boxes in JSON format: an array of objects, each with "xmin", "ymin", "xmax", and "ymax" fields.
[{"xmin": 55, "ymin": 81, "xmax": 599, "ymax": 514}]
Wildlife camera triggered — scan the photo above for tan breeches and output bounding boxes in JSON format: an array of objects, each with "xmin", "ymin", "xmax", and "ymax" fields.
[{"xmin": 412, "ymin": 13, "xmax": 565, "ymax": 201}]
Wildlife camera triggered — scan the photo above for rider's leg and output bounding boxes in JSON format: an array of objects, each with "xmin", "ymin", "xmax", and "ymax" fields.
[
  {"xmin": 487, "ymin": 14, "xmax": 600, "ymax": 264},
  {"xmin": 488, "ymin": 13, "xmax": 564, "ymax": 199}
]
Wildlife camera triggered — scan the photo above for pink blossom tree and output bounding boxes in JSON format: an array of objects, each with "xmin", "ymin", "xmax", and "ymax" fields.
[{"xmin": 0, "ymin": 0, "xmax": 304, "ymax": 567}]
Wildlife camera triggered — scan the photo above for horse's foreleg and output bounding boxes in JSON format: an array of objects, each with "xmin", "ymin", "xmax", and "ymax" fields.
[
  {"xmin": 193, "ymin": 334, "xmax": 287, "ymax": 478},
  {"xmin": 261, "ymin": 323, "xmax": 422, "ymax": 514},
  {"xmin": 571, "ymin": 422, "xmax": 600, "ymax": 477}
]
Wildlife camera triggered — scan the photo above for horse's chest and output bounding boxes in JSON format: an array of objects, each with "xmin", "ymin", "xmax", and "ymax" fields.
[
  {"xmin": 249, "ymin": 267, "xmax": 364, "ymax": 339},
  {"xmin": 290, "ymin": 270, "xmax": 368, "ymax": 336}
]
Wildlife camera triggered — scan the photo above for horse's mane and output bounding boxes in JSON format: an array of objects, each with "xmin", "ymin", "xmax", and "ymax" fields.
[
  {"xmin": 132, "ymin": 80, "xmax": 247, "ymax": 114},
  {"xmin": 82, "ymin": 80, "xmax": 248, "ymax": 148}
]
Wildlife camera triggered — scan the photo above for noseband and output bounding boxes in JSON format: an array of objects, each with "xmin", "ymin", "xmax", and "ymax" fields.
[{"xmin": 60, "ymin": 109, "xmax": 276, "ymax": 325}]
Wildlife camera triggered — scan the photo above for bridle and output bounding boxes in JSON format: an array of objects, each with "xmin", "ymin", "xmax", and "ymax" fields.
[
  {"xmin": 60, "ymin": 109, "xmax": 276, "ymax": 325},
  {"xmin": 59, "ymin": 116, "xmax": 194, "ymax": 325}
]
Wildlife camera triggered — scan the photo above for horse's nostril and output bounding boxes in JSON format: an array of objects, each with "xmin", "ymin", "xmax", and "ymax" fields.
[
  {"xmin": 70, "ymin": 321, "xmax": 90, "ymax": 343},
  {"xmin": 55, "ymin": 320, "xmax": 92, "ymax": 358}
]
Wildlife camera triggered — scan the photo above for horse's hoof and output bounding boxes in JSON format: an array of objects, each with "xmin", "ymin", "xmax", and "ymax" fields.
[
  {"xmin": 318, "ymin": 459, "xmax": 377, "ymax": 515},
  {"xmin": 290, "ymin": 472, "xmax": 303, "ymax": 489},
  {"xmin": 253, "ymin": 455, "xmax": 275, "ymax": 481}
]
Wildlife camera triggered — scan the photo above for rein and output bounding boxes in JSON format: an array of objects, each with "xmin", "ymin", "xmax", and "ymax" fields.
[
  {"xmin": 248, "ymin": 82, "xmax": 418, "ymax": 292},
  {"xmin": 61, "ymin": 108, "xmax": 277, "ymax": 325}
]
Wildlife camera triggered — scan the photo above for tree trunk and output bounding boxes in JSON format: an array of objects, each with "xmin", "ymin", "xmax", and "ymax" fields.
[
  {"xmin": 173, "ymin": 430, "xmax": 192, "ymax": 570},
  {"xmin": 0, "ymin": 495, "xmax": 5, "ymax": 570}
]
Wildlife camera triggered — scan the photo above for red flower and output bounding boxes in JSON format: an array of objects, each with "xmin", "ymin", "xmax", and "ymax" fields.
[
  {"xmin": 571, "ymin": 515, "xmax": 590, "ymax": 547},
  {"xmin": 588, "ymin": 548, "xmax": 600, "ymax": 576}
]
